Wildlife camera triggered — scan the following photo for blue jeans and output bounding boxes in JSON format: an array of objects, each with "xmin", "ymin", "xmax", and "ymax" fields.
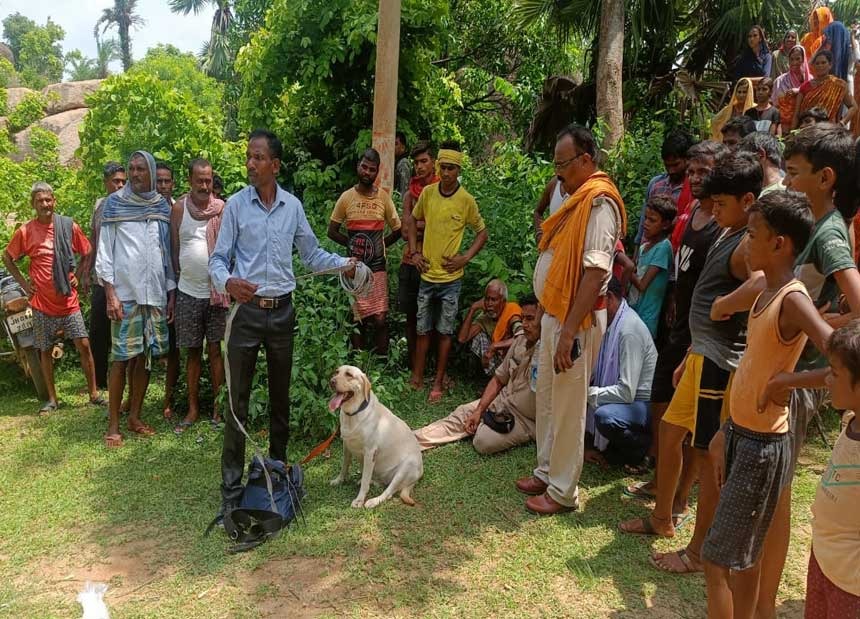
[
  {"xmin": 593, "ymin": 401, "xmax": 651, "ymax": 463},
  {"xmin": 416, "ymin": 279, "xmax": 462, "ymax": 336}
]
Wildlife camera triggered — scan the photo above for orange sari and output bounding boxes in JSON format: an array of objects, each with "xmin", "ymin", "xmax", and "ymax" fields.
[
  {"xmin": 797, "ymin": 75, "xmax": 846, "ymax": 122},
  {"xmin": 801, "ymin": 7, "xmax": 834, "ymax": 60}
]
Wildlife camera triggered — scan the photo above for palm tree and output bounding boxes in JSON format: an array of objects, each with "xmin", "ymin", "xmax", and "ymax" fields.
[
  {"xmin": 168, "ymin": 0, "xmax": 234, "ymax": 79},
  {"xmin": 94, "ymin": 0, "xmax": 145, "ymax": 72},
  {"xmin": 95, "ymin": 36, "xmax": 121, "ymax": 79},
  {"xmin": 65, "ymin": 50, "xmax": 99, "ymax": 81}
]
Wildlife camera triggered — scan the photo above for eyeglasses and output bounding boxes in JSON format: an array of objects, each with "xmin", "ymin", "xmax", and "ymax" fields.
[{"xmin": 553, "ymin": 153, "xmax": 586, "ymax": 171}]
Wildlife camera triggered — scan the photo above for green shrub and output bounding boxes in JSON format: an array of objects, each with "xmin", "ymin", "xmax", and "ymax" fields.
[
  {"xmin": 7, "ymin": 91, "xmax": 46, "ymax": 133},
  {"xmin": 0, "ymin": 57, "xmax": 16, "ymax": 88},
  {"xmin": 79, "ymin": 72, "xmax": 243, "ymax": 204},
  {"xmin": 0, "ymin": 87, "xmax": 6, "ymax": 116}
]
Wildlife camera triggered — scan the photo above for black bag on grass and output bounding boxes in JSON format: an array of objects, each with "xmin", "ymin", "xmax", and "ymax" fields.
[{"xmin": 222, "ymin": 457, "xmax": 305, "ymax": 553}]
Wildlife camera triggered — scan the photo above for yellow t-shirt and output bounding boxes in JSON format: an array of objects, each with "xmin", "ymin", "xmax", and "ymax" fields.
[
  {"xmin": 412, "ymin": 182, "xmax": 485, "ymax": 283},
  {"xmin": 811, "ymin": 413, "xmax": 860, "ymax": 596}
]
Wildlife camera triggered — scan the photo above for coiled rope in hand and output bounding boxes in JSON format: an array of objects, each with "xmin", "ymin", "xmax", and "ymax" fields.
[{"xmin": 295, "ymin": 261, "xmax": 374, "ymax": 298}]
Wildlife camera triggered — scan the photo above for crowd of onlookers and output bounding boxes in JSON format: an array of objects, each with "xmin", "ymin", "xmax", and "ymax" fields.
[{"xmin": 3, "ymin": 12, "xmax": 860, "ymax": 618}]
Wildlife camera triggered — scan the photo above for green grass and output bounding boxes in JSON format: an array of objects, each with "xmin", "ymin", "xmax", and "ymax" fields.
[{"xmin": 0, "ymin": 356, "xmax": 837, "ymax": 618}]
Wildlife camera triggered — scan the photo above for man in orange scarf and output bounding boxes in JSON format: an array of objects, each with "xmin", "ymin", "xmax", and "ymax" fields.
[
  {"xmin": 457, "ymin": 279, "xmax": 523, "ymax": 374},
  {"xmin": 516, "ymin": 125, "xmax": 627, "ymax": 514}
]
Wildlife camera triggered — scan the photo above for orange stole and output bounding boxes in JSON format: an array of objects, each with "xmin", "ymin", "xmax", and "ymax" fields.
[
  {"xmin": 798, "ymin": 76, "xmax": 846, "ymax": 122},
  {"xmin": 492, "ymin": 302, "xmax": 523, "ymax": 343},
  {"xmin": 538, "ymin": 172, "xmax": 626, "ymax": 330}
]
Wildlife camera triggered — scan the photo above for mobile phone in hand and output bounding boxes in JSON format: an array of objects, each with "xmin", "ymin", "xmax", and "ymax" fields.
[
  {"xmin": 554, "ymin": 337, "xmax": 581, "ymax": 374},
  {"xmin": 571, "ymin": 337, "xmax": 582, "ymax": 362}
]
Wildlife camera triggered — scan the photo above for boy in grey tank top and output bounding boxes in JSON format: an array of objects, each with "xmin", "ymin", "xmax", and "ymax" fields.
[{"xmin": 619, "ymin": 154, "xmax": 762, "ymax": 576}]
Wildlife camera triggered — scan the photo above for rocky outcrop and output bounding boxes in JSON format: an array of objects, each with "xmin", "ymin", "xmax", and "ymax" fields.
[
  {"xmin": 11, "ymin": 108, "xmax": 89, "ymax": 164},
  {"xmin": 5, "ymin": 87, "xmax": 35, "ymax": 113},
  {"xmin": 43, "ymin": 80, "xmax": 103, "ymax": 115},
  {"xmin": 0, "ymin": 43, "xmax": 13, "ymax": 65},
  {"xmin": 4, "ymin": 79, "xmax": 103, "ymax": 165}
]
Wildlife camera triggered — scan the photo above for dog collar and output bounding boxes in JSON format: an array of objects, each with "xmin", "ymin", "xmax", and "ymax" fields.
[{"xmin": 344, "ymin": 399, "xmax": 371, "ymax": 417}]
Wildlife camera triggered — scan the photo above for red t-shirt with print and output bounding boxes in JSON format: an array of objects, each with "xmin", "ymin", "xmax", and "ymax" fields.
[{"xmin": 6, "ymin": 218, "xmax": 91, "ymax": 316}]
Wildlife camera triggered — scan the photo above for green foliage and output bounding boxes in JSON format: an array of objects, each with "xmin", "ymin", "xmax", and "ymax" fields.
[
  {"xmin": 65, "ymin": 50, "xmax": 100, "ymax": 82},
  {"xmin": 459, "ymin": 142, "xmax": 548, "ymax": 300},
  {"xmin": 598, "ymin": 115, "xmax": 668, "ymax": 239},
  {"xmin": 78, "ymin": 71, "xmax": 240, "ymax": 204},
  {"xmin": 0, "ymin": 86, "xmax": 6, "ymax": 116},
  {"xmin": 7, "ymin": 91, "xmax": 46, "ymax": 133},
  {"xmin": 235, "ymin": 0, "xmax": 574, "ymax": 169},
  {"xmin": 2, "ymin": 12, "xmax": 36, "ymax": 68},
  {"xmin": 0, "ymin": 57, "xmax": 17, "ymax": 88},
  {"xmin": 0, "ymin": 125, "xmax": 75, "ymax": 248},
  {"xmin": 128, "ymin": 45, "xmax": 224, "ymax": 111},
  {"xmin": 16, "ymin": 18, "xmax": 65, "ymax": 89}
]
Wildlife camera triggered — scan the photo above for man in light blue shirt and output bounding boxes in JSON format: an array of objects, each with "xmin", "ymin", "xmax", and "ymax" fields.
[{"xmin": 209, "ymin": 129, "xmax": 355, "ymax": 523}]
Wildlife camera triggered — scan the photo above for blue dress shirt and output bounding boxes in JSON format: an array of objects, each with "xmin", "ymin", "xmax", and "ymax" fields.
[{"xmin": 209, "ymin": 184, "xmax": 349, "ymax": 297}]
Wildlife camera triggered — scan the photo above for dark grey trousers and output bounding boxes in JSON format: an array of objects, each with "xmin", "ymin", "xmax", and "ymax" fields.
[
  {"xmin": 221, "ymin": 298, "xmax": 295, "ymax": 505},
  {"xmin": 89, "ymin": 284, "xmax": 111, "ymax": 389}
]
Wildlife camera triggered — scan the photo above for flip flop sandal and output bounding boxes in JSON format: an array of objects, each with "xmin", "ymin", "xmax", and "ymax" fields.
[
  {"xmin": 623, "ymin": 455, "xmax": 656, "ymax": 476},
  {"xmin": 174, "ymin": 421, "xmax": 194, "ymax": 435},
  {"xmin": 672, "ymin": 511, "xmax": 693, "ymax": 531},
  {"xmin": 39, "ymin": 401, "xmax": 58, "ymax": 415},
  {"xmin": 622, "ymin": 480, "xmax": 657, "ymax": 500},
  {"xmin": 209, "ymin": 418, "xmax": 224, "ymax": 430},
  {"xmin": 648, "ymin": 548, "xmax": 701, "ymax": 574},
  {"xmin": 128, "ymin": 423, "xmax": 156, "ymax": 436},
  {"xmin": 89, "ymin": 395, "xmax": 107, "ymax": 407},
  {"xmin": 104, "ymin": 433, "xmax": 124, "ymax": 448},
  {"xmin": 618, "ymin": 516, "xmax": 673, "ymax": 537}
]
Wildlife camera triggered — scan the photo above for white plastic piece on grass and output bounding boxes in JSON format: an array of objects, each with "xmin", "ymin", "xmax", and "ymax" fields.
[{"xmin": 77, "ymin": 581, "xmax": 110, "ymax": 619}]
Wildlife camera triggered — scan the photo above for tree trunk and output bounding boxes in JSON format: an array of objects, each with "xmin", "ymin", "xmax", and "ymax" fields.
[
  {"xmin": 371, "ymin": 0, "xmax": 401, "ymax": 194},
  {"xmin": 120, "ymin": 23, "xmax": 132, "ymax": 71},
  {"xmin": 595, "ymin": 0, "xmax": 624, "ymax": 150}
]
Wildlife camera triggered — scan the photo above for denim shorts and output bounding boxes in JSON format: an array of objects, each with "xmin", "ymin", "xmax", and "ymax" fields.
[{"xmin": 416, "ymin": 279, "xmax": 462, "ymax": 336}]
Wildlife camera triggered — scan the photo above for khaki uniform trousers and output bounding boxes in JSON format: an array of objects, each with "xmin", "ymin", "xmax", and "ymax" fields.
[
  {"xmin": 413, "ymin": 399, "xmax": 535, "ymax": 455},
  {"xmin": 533, "ymin": 310, "xmax": 606, "ymax": 507}
]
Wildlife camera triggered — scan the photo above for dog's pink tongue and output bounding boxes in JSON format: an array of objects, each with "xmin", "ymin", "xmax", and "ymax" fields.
[{"xmin": 328, "ymin": 393, "xmax": 345, "ymax": 412}]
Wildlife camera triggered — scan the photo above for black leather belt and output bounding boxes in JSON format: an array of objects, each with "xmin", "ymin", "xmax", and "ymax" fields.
[{"xmin": 250, "ymin": 293, "xmax": 291, "ymax": 309}]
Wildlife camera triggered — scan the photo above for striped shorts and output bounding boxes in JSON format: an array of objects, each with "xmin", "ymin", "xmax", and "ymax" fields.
[
  {"xmin": 110, "ymin": 302, "xmax": 169, "ymax": 362},
  {"xmin": 352, "ymin": 270, "xmax": 388, "ymax": 321}
]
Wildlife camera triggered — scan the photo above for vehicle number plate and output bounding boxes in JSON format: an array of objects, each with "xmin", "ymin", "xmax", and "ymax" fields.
[{"xmin": 7, "ymin": 309, "xmax": 33, "ymax": 334}]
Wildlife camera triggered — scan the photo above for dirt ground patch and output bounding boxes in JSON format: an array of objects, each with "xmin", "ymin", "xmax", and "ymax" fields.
[
  {"xmin": 242, "ymin": 555, "xmax": 393, "ymax": 617},
  {"xmin": 15, "ymin": 527, "xmax": 180, "ymax": 606}
]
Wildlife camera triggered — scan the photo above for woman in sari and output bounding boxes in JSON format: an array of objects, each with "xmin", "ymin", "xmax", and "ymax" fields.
[
  {"xmin": 822, "ymin": 21, "xmax": 853, "ymax": 80},
  {"xmin": 732, "ymin": 25, "xmax": 772, "ymax": 82},
  {"xmin": 711, "ymin": 78, "xmax": 755, "ymax": 140},
  {"xmin": 793, "ymin": 50, "xmax": 857, "ymax": 129},
  {"xmin": 770, "ymin": 30, "xmax": 798, "ymax": 78},
  {"xmin": 801, "ymin": 6, "xmax": 834, "ymax": 60},
  {"xmin": 773, "ymin": 45, "xmax": 810, "ymax": 133}
]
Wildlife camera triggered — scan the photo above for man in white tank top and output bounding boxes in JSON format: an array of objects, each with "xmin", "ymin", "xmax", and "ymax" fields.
[
  {"xmin": 169, "ymin": 159, "xmax": 230, "ymax": 433},
  {"xmin": 532, "ymin": 177, "xmax": 568, "ymax": 244}
]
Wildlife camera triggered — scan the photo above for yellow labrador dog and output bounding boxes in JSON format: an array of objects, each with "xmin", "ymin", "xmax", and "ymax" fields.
[{"xmin": 328, "ymin": 365, "xmax": 423, "ymax": 508}]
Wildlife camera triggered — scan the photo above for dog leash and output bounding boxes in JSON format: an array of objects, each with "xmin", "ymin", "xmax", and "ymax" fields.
[{"xmin": 299, "ymin": 399, "xmax": 371, "ymax": 466}]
